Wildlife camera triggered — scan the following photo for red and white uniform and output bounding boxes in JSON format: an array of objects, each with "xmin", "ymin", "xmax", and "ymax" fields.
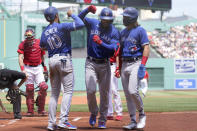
[
  {"xmin": 17, "ymin": 39, "xmax": 48, "ymax": 115},
  {"xmin": 17, "ymin": 39, "xmax": 45, "ymax": 84},
  {"xmin": 107, "ymin": 56, "xmax": 123, "ymax": 118},
  {"xmin": 140, "ymin": 71, "xmax": 149, "ymax": 97}
]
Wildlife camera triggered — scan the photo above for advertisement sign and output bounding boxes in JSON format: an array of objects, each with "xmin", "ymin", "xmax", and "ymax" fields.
[
  {"xmin": 174, "ymin": 59, "xmax": 196, "ymax": 74},
  {"xmin": 175, "ymin": 79, "xmax": 196, "ymax": 89}
]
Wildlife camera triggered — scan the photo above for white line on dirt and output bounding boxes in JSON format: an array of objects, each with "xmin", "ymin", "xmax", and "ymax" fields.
[
  {"xmin": 7, "ymin": 119, "xmax": 18, "ymax": 125},
  {"xmin": 0, "ymin": 125, "xmax": 6, "ymax": 127},
  {"xmin": 72, "ymin": 117, "xmax": 81, "ymax": 121}
]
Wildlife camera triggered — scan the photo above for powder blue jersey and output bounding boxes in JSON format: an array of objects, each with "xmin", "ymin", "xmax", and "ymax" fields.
[
  {"xmin": 120, "ymin": 26, "xmax": 149, "ymax": 58},
  {"xmin": 79, "ymin": 8, "xmax": 120, "ymax": 59},
  {"xmin": 40, "ymin": 14, "xmax": 84, "ymax": 58}
]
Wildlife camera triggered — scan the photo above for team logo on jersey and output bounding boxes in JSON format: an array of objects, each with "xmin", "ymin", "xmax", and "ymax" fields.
[
  {"xmin": 148, "ymin": 0, "xmax": 154, "ymax": 7},
  {"xmin": 32, "ymin": 49, "xmax": 36, "ymax": 51}
]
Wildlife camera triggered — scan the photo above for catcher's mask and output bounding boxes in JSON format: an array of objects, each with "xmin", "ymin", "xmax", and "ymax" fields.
[{"xmin": 24, "ymin": 28, "xmax": 35, "ymax": 41}]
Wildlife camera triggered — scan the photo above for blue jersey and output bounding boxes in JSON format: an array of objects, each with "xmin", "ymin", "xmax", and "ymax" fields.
[
  {"xmin": 40, "ymin": 14, "xmax": 84, "ymax": 58},
  {"xmin": 120, "ymin": 26, "xmax": 149, "ymax": 58},
  {"xmin": 78, "ymin": 8, "xmax": 120, "ymax": 59}
]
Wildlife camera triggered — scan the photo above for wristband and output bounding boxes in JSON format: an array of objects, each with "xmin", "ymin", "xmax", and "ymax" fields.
[
  {"xmin": 43, "ymin": 66, "xmax": 47, "ymax": 72},
  {"xmin": 20, "ymin": 66, "xmax": 24, "ymax": 71},
  {"xmin": 141, "ymin": 56, "xmax": 148, "ymax": 65}
]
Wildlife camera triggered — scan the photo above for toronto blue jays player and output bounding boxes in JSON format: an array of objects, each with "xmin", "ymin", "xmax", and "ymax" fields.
[
  {"xmin": 40, "ymin": 6, "xmax": 84, "ymax": 131},
  {"xmin": 78, "ymin": 5, "xmax": 120, "ymax": 128},
  {"xmin": 119, "ymin": 7, "xmax": 150, "ymax": 130}
]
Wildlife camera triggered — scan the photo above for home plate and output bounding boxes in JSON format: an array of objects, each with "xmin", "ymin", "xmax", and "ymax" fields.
[{"xmin": 72, "ymin": 117, "xmax": 81, "ymax": 121}]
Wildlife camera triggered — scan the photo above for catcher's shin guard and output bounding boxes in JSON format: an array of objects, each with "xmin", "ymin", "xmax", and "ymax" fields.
[
  {"xmin": 37, "ymin": 82, "xmax": 48, "ymax": 113},
  {"xmin": 26, "ymin": 84, "xmax": 34, "ymax": 114}
]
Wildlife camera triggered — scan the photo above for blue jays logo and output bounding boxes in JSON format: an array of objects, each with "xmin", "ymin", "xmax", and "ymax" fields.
[
  {"xmin": 105, "ymin": 11, "xmax": 109, "ymax": 16},
  {"xmin": 148, "ymin": 0, "xmax": 154, "ymax": 7}
]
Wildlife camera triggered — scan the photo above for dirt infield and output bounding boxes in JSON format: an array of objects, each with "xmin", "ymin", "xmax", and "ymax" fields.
[{"xmin": 1, "ymin": 111, "xmax": 197, "ymax": 131}]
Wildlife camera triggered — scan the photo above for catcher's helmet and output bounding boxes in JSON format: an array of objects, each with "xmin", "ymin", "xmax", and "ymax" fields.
[
  {"xmin": 44, "ymin": 6, "xmax": 58, "ymax": 22},
  {"xmin": 24, "ymin": 28, "xmax": 35, "ymax": 40},
  {"xmin": 122, "ymin": 7, "xmax": 138, "ymax": 19},
  {"xmin": 99, "ymin": 8, "xmax": 114, "ymax": 20}
]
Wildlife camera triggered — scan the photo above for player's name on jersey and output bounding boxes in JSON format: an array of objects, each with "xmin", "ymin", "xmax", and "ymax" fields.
[{"xmin": 44, "ymin": 27, "xmax": 58, "ymax": 36}]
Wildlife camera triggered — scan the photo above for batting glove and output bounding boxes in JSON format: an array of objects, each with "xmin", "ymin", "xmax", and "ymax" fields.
[
  {"xmin": 138, "ymin": 64, "xmax": 146, "ymax": 79},
  {"xmin": 93, "ymin": 35, "xmax": 102, "ymax": 45},
  {"xmin": 115, "ymin": 67, "xmax": 120, "ymax": 78},
  {"xmin": 88, "ymin": 5, "xmax": 96, "ymax": 14}
]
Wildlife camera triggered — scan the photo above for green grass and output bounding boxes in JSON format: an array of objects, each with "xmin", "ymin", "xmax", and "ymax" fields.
[{"xmin": 1, "ymin": 90, "xmax": 197, "ymax": 112}]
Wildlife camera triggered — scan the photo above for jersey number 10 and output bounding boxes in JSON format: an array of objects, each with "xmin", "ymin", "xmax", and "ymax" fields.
[{"xmin": 47, "ymin": 34, "xmax": 62, "ymax": 50}]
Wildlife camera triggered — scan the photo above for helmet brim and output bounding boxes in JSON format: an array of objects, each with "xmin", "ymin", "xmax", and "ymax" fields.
[{"xmin": 100, "ymin": 16, "xmax": 114, "ymax": 20}]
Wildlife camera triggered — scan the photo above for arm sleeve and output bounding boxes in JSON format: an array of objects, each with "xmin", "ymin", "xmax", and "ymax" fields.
[
  {"xmin": 40, "ymin": 33, "xmax": 47, "ymax": 50},
  {"xmin": 61, "ymin": 14, "xmax": 84, "ymax": 31},
  {"xmin": 139, "ymin": 28, "xmax": 149, "ymax": 46},
  {"xmin": 10, "ymin": 70, "xmax": 26, "ymax": 81},
  {"xmin": 17, "ymin": 42, "xmax": 24, "ymax": 54},
  {"xmin": 100, "ymin": 30, "xmax": 120, "ymax": 51},
  {"xmin": 78, "ymin": 8, "xmax": 92, "ymax": 26}
]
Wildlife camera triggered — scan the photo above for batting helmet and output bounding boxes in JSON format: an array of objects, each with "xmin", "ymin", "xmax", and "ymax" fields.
[
  {"xmin": 99, "ymin": 8, "xmax": 114, "ymax": 20},
  {"xmin": 122, "ymin": 7, "xmax": 138, "ymax": 25},
  {"xmin": 24, "ymin": 28, "xmax": 35, "ymax": 40},
  {"xmin": 44, "ymin": 6, "xmax": 58, "ymax": 22}
]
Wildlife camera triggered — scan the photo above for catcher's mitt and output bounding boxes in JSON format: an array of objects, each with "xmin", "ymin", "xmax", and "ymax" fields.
[{"xmin": 6, "ymin": 88, "xmax": 26, "ymax": 104}]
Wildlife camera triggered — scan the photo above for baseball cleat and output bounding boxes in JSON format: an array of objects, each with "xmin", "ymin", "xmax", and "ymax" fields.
[
  {"xmin": 115, "ymin": 115, "xmax": 122, "ymax": 121},
  {"xmin": 26, "ymin": 112, "xmax": 34, "ymax": 117},
  {"xmin": 47, "ymin": 124, "xmax": 58, "ymax": 131},
  {"xmin": 107, "ymin": 116, "xmax": 114, "ymax": 120},
  {"xmin": 58, "ymin": 122, "xmax": 77, "ymax": 130},
  {"xmin": 89, "ymin": 114, "xmax": 96, "ymax": 126},
  {"xmin": 38, "ymin": 111, "xmax": 47, "ymax": 116},
  {"xmin": 98, "ymin": 121, "xmax": 106, "ymax": 129},
  {"xmin": 14, "ymin": 113, "xmax": 22, "ymax": 119},
  {"xmin": 137, "ymin": 116, "xmax": 146, "ymax": 129},
  {"xmin": 123, "ymin": 123, "xmax": 137, "ymax": 130}
]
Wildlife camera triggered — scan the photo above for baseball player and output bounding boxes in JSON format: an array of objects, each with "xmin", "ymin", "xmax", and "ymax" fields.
[
  {"xmin": 140, "ymin": 70, "xmax": 149, "ymax": 97},
  {"xmin": 0, "ymin": 69, "xmax": 26, "ymax": 119},
  {"xmin": 40, "ymin": 6, "xmax": 84, "ymax": 131},
  {"xmin": 78, "ymin": 5, "xmax": 120, "ymax": 128},
  {"xmin": 17, "ymin": 28, "xmax": 48, "ymax": 117},
  {"xmin": 119, "ymin": 7, "xmax": 150, "ymax": 130},
  {"xmin": 107, "ymin": 51, "xmax": 123, "ymax": 121}
]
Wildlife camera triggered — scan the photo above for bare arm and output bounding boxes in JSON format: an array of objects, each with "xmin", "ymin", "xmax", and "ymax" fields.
[
  {"xmin": 18, "ymin": 53, "xmax": 24, "ymax": 67},
  {"xmin": 142, "ymin": 44, "xmax": 150, "ymax": 58}
]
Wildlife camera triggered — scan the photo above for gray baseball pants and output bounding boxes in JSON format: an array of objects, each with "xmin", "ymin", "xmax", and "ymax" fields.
[
  {"xmin": 48, "ymin": 54, "xmax": 74, "ymax": 127},
  {"xmin": 121, "ymin": 60, "xmax": 145, "ymax": 123},
  {"xmin": 85, "ymin": 58, "xmax": 111, "ymax": 123}
]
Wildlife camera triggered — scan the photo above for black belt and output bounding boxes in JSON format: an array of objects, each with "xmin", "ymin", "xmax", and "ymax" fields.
[
  {"xmin": 122, "ymin": 57, "xmax": 142, "ymax": 62},
  {"xmin": 87, "ymin": 56, "xmax": 108, "ymax": 64},
  {"xmin": 25, "ymin": 64, "xmax": 39, "ymax": 67},
  {"xmin": 49, "ymin": 53, "xmax": 69, "ymax": 58}
]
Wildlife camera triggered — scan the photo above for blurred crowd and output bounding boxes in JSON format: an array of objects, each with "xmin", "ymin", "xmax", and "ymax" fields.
[{"xmin": 149, "ymin": 23, "xmax": 197, "ymax": 58}]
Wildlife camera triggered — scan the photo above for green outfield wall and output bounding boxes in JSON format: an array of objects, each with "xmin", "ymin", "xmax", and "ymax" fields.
[{"xmin": 1, "ymin": 57, "xmax": 197, "ymax": 91}]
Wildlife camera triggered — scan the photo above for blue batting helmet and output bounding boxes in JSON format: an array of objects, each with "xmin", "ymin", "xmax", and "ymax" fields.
[
  {"xmin": 122, "ymin": 7, "xmax": 138, "ymax": 19},
  {"xmin": 99, "ymin": 8, "xmax": 114, "ymax": 20},
  {"xmin": 44, "ymin": 6, "xmax": 58, "ymax": 22}
]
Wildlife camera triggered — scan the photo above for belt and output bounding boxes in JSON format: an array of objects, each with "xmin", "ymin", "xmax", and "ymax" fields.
[
  {"xmin": 49, "ymin": 53, "xmax": 69, "ymax": 58},
  {"xmin": 87, "ymin": 56, "xmax": 108, "ymax": 64},
  {"xmin": 122, "ymin": 57, "xmax": 142, "ymax": 62},
  {"xmin": 25, "ymin": 64, "xmax": 39, "ymax": 67}
]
